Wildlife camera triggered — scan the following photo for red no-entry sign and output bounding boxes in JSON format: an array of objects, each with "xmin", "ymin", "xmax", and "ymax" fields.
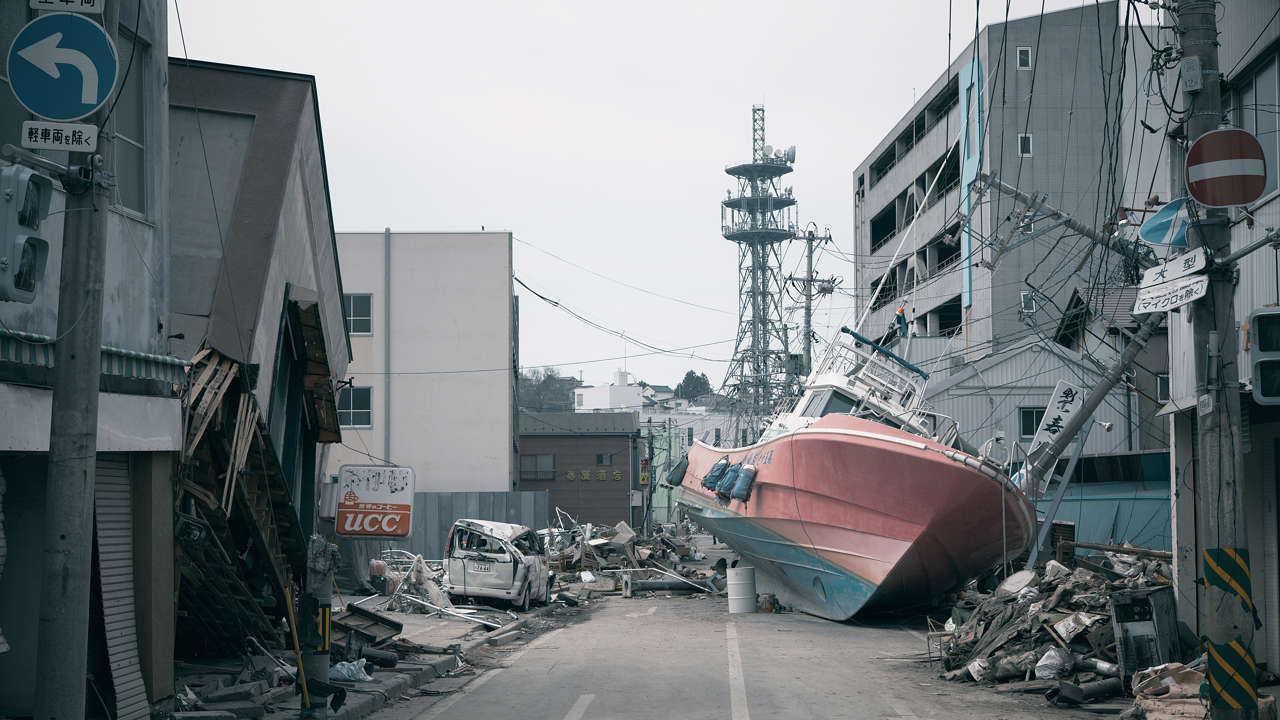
[{"xmin": 1185, "ymin": 128, "xmax": 1267, "ymax": 207}]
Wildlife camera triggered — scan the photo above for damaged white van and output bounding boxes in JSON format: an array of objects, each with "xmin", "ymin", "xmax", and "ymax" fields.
[{"xmin": 443, "ymin": 519, "xmax": 552, "ymax": 611}]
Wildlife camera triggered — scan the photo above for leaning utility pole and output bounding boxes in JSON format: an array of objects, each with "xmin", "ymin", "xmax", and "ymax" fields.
[
  {"xmin": 971, "ymin": 172, "xmax": 1162, "ymax": 562},
  {"xmin": 34, "ymin": 4, "xmax": 119, "ymax": 718},
  {"xmin": 1176, "ymin": 3, "xmax": 1257, "ymax": 716}
]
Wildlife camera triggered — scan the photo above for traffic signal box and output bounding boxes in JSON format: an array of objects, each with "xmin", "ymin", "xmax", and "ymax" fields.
[
  {"xmin": 0, "ymin": 164, "xmax": 52, "ymax": 303},
  {"xmin": 1251, "ymin": 308, "xmax": 1280, "ymax": 405}
]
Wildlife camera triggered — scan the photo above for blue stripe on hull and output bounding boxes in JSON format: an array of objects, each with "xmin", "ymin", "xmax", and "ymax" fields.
[{"xmin": 683, "ymin": 499, "xmax": 878, "ymax": 621}]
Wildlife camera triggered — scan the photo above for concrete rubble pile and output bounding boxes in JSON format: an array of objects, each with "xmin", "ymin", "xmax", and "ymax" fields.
[{"xmin": 937, "ymin": 546, "xmax": 1185, "ymax": 713}]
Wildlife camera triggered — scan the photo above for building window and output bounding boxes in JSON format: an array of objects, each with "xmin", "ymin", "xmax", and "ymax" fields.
[
  {"xmin": 576, "ymin": 393, "xmax": 584, "ymax": 407},
  {"xmin": 1017, "ymin": 47, "xmax": 1032, "ymax": 70},
  {"xmin": 965, "ymin": 85, "xmax": 975, "ymax": 158},
  {"xmin": 1020, "ymin": 291, "xmax": 1037, "ymax": 314},
  {"xmin": 519, "ymin": 454, "xmax": 554, "ymax": 482},
  {"xmin": 343, "ymin": 294, "xmax": 373, "ymax": 334},
  {"xmin": 596, "ymin": 453, "xmax": 613, "ymax": 466},
  {"xmin": 1019, "ymin": 407, "xmax": 1046, "ymax": 438},
  {"xmin": 114, "ymin": 33, "xmax": 146, "ymax": 213},
  {"xmin": 1018, "ymin": 134, "xmax": 1033, "ymax": 157},
  {"xmin": 337, "ymin": 386, "xmax": 372, "ymax": 427},
  {"xmin": 1157, "ymin": 374, "xmax": 1171, "ymax": 403},
  {"xmin": 687, "ymin": 428, "xmax": 694, "ymax": 446}
]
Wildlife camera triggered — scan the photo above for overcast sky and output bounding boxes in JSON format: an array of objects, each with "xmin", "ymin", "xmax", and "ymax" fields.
[{"xmin": 168, "ymin": 0, "xmax": 1093, "ymax": 389}]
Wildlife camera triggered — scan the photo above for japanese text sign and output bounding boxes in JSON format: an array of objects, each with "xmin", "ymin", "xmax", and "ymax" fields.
[
  {"xmin": 1029, "ymin": 381, "xmax": 1085, "ymax": 459},
  {"xmin": 336, "ymin": 465, "xmax": 414, "ymax": 537}
]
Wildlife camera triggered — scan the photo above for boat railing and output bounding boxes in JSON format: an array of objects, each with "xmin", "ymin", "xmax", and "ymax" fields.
[
  {"xmin": 819, "ymin": 340, "xmax": 926, "ymax": 414},
  {"xmin": 911, "ymin": 409, "xmax": 961, "ymax": 447}
]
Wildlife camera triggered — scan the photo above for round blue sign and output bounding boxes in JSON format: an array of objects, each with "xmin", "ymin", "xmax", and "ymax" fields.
[{"xmin": 6, "ymin": 12, "xmax": 118, "ymax": 122}]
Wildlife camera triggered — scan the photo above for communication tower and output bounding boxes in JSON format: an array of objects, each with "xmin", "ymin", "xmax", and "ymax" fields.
[{"xmin": 721, "ymin": 106, "xmax": 798, "ymax": 444}]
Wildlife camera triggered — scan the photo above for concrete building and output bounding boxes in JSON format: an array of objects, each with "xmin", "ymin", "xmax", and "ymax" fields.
[
  {"xmin": 849, "ymin": 2, "xmax": 1169, "ymax": 474},
  {"xmin": 1166, "ymin": 2, "xmax": 1280, "ymax": 672},
  {"xmin": 325, "ymin": 231, "xmax": 518, "ymax": 493},
  {"xmin": 519, "ymin": 411, "xmax": 639, "ymax": 526},
  {"xmin": 0, "ymin": 3, "xmax": 178, "ymax": 715}
]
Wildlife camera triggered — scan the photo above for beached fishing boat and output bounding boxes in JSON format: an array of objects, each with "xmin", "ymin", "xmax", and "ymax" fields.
[{"xmin": 674, "ymin": 327, "xmax": 1035, "ymax": 620}]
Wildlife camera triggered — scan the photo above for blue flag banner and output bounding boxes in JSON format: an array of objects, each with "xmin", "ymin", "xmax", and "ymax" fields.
[{"xmin": 1139, "ymin": 198, "xmax": 1189, "ymax": 247}]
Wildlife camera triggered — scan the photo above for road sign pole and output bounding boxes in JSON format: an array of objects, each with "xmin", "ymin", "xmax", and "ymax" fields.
[
  {"xmin": 32, "ymin": 3, "xmax": 118, "ymax": 719},
  {"xmin": 1175, "ymin": 3, "xmax": 1258, "ymax": 717}
]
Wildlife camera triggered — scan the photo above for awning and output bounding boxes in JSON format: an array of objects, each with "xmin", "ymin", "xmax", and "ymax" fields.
[{"xmin": 0, "ymin": 328, "xmax": 190, "ymax": 384}]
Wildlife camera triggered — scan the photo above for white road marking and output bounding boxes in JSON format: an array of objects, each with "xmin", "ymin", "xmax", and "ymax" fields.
[
  {"xmin": 562, "ymin": 693, "xmax": 595, "ymax": 720},
  {"xmin": 626, "ymin": 606, "xmax": 657, "ymax": 618},
  {"xmin": 415, "ymin": 627, "xmax": 564, "ymax": 720},
  {"xmin": 725, "ymin": 622, "xmax": 751, "ymax": 720},
  {"xmin": 887, "ymin": 699, "xmax": 919, "ymax": 718}
]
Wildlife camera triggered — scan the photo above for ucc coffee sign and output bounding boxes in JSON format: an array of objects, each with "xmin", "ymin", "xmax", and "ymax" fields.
[{"xmin": 336, "ymin": 465, "xmax": 414, "ymax": 537}]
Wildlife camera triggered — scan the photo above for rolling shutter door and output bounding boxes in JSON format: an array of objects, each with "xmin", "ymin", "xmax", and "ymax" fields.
[{"xmin": 95, "ymin": 455, "xmax": 150, "ymax": 720}]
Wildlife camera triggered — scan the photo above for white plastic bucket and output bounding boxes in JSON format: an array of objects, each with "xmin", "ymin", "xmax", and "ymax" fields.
[{"xmin": 727, "ymin": 566, "xmax": 757, "ymax": 614}]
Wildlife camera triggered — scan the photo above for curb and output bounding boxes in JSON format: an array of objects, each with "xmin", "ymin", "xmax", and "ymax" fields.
[
  {"xmin": 329, "ymin": 603, "xmax": 563, "ymax": 720},
  {"xmin": 330, "ymin": 652, "xmax": 457, "ymax": 720}
]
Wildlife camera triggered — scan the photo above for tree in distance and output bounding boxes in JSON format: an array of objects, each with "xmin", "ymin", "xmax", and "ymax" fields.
[{"xmin": 675, "ymin": 370, "xmax": 712, "ymax": 400}]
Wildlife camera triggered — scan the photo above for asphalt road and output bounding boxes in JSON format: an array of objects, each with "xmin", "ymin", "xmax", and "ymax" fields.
[{"xmin": 374, "ymin": 593, "xmax": 1096, "ymax": 720}]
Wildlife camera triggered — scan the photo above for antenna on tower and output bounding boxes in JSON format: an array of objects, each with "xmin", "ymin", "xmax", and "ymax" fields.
[{"xmin": 720, "ymin": 105, "xmax": 800, "ymax": 444}]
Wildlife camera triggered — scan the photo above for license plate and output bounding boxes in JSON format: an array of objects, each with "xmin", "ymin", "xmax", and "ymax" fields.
[{"xmin": 468, "ymin": 561, "xmax": 491, "ymax": 573}]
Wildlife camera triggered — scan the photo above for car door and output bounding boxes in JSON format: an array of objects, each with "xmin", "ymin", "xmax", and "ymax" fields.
[{"xmin": 513, "ymin": 530, "xmax": 549, "ymax": 602}]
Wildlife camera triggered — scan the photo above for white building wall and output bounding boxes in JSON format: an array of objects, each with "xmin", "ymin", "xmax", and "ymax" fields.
[
  {"xmin": 324, "ymin": 232, "xmax": 515, "ymax": 493},
  {"xmin": 575, "ymin": 383, "xmax": 643, "ymax": 411}
]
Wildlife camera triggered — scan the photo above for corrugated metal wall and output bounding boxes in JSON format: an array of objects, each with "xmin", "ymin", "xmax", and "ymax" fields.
[
  {"xmin": 925, "ymin": 344, "xmax": 1131, "ymax": 456},
  {"xmin": 406, "ymin": 490, "xmax": 549, "ymax": 561}
]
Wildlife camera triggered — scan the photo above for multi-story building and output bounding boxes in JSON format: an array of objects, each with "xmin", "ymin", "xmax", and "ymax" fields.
[
  {"xmin": 518, "ymin": 411, "xmax": 638, "ymax": 525},
  {"xmin": 849, "ymin": 2, "xmax": 1170, "ymax": 477},
  {"xmin": 0, "ymin": 4, "xmax": 178, "ymax": 714},
  {"xmin": 325, "ymin": 231, "xmax": 518, "ymax": 492}
]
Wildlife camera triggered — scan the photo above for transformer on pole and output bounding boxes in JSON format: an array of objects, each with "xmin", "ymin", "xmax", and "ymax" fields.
[{"xmin": 721, "ymin": 106, "xmax": 798, "ymax": 444}]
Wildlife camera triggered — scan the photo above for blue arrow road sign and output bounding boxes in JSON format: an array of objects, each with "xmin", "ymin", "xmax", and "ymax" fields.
[
  {"xmin": 6, "ymin": 12, "xmax": 118, "ymax": 122},
  {"xmin": 1138, "ymin": 197, "xmax": 1190, "ymax": 247}
]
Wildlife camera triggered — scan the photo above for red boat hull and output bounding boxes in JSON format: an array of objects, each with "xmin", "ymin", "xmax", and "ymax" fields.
[{"xmin": 678, "ymin": 414, "xmax": 1034, "ymax": 620}]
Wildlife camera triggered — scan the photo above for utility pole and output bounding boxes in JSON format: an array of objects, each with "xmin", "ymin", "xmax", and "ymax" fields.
[
  {"xmin": 789, "ymin": 225, "xmax": 835, "ymax": 376},
  {"xmin": 34, "ymin": 2, "xmax": 119, "ymax": 718},
  {"xmin": 1176, "ymin": 3, "xmax": 1257, "ymax": 716}
]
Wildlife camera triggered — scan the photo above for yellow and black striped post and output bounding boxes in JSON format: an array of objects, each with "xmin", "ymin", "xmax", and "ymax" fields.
[{"xmin": 1202, "ymin": 548, "xmax": 1258, "ymax": 714}]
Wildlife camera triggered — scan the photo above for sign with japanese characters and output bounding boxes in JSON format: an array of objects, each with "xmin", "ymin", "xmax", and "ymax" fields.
[
  {"xmin": 6, "ymin": 12, "xmax": 118, "ymax": 121},
  {"xmin": 1139, "ymin": 248, "xmax": 1207, "ymax": 289},
  {"xmin": 1028, "ymin": 381, "xmax": 1084, "ymax": 459},
  {"xmin": 1133, "ymin": 274, "xmax": 1209, "ymax": 315},
  {"xmin": 30, "ymin": 0, "xmax": 103, "ymax": 14},
  {"xmin": 21, "ymin": 120, "xmax": 96, "ymax": 151},
  {"xmin": 335, "ymin": 465, "xmax": 414, "ymax": 537}
]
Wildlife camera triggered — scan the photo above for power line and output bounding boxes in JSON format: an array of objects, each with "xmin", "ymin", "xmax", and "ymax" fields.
[
  {"xmin": 343, "ymin": 338, "xmax": 738, "ymax": 376},
  {"xmin": 513, "ymin": 275, "xmax": 731, "ymax": 363},
  {"xmin": 514, "ymin": 236, "xmax": 734, "ymax": 316}
]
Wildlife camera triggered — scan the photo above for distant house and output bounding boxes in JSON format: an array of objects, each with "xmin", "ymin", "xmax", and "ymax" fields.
[
  {"xmin": 518, "ymin": 411, "xmax": 639, "ymax": 525},
  {"xmin": 575, "ymin": 370, "xmax": 644, "ymax": 412}
]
